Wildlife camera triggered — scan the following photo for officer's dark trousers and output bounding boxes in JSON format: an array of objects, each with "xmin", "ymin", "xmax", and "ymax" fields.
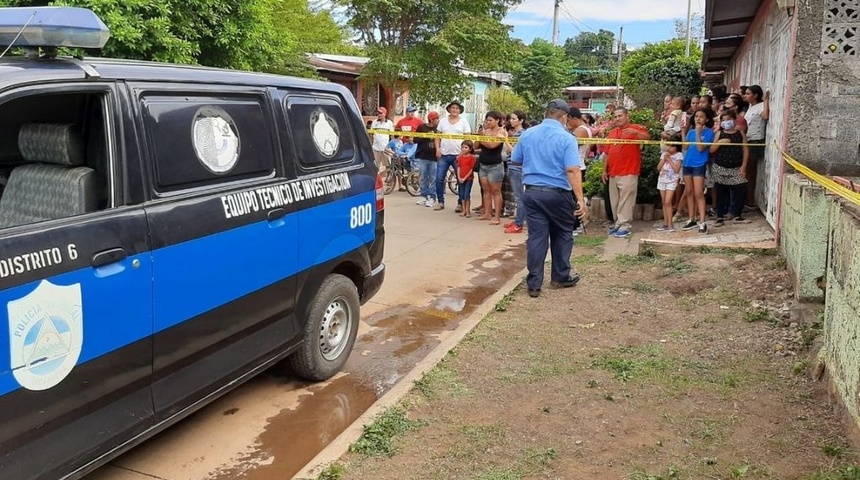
[{"xmin": 522, "ymin": 187, "xmax": 577, "ymax": 291}]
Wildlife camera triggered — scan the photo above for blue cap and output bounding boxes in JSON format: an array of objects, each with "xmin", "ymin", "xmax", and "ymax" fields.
[{"xmin": 406, "ymin": 106, "xmax": 417, "ymax": 113}]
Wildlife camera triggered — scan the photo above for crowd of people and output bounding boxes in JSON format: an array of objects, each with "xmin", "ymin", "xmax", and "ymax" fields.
[{"xmin": 370, "ymin": 83, "xmax": 770, "ymax": 239}]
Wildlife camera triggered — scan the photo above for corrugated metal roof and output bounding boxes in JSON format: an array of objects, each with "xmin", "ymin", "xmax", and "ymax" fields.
[{"xmin": 702, "ymin": 0, "xmax": 765, "ymax": 72}]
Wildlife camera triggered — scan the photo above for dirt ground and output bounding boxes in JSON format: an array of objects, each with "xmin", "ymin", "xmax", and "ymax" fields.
[{"xmin": 321, "ymin": 237, "xmax": 859, "ymax": 480}]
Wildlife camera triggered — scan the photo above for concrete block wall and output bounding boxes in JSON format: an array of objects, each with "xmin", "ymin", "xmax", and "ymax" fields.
[
  {"xmin": 779, "ymin": 174, "xmax": 829, "ymax": 301},
  {"xmin": 823, "ymin": 198, "xmax": 860, "ymax": 422}
]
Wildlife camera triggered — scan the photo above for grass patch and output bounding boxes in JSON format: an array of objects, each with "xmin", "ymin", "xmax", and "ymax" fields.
[
  {"xmin": 823, "ymin": 444, "xmax": 847, "ymax": 458},
  {"xmin": 519, "ymin": 446, "xmax": 558, "ymax": 468},
  {"xmin": 614, "ymin": 254, "xmax": 655, "ymax": 268},
  {"xmin": 629, "ymin": 465, "xmax": 681, "ymax": 479},
  {"xmin": 793, "ymin": 359, "xmax": 812, "ymax": 375},
  {"xmin": 632, "ymin": 282, "xmax": 658, "ymax": 294},
  {"xmin": 413, "ymin": 362, "xmax": 468, "ymax": 399},
  {"xmin": 574, "ymin": 234, "xmax": 608, "ymax": 248},
  {"xmin": 572, "ymin": 253, "xmax": 602, "ymax": 266},
  {"xmin": 348, "ymin": 406, "xmax": 425, "ymax": 457},
  {"xmin": 744, "ymin": 307, "xmax": 775, "ymax": 323},
  {"xmin": 658, "ymin": 256, "xmax": 696, "ymax": 276},
  {"xmin": 316, "ymin": 463, "xmax": 346, "ymax": 480},
  {"xmin": 474, "ymin": 467, "xmax": 522, "ymax": 480},
  {"xmin": 591, "ymin": 345, "xmax": 678, "ymax": 384},
  {"xmin": 459, "ymin": 423, "xmax": 506, "ymax": 450},
  {"xmin": 802, "ymin": 466, "xmax": 860, "ymax": 479},
  {"xmin": 495, "ymin": 291, "xmax": 515, "ymax": 312}
]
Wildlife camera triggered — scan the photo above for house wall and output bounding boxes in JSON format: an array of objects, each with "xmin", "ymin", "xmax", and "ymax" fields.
[
  {"xmin": 786, "ymin": 0, "xmax": 860, "ymax": 177},
  {"xmin": 822, "ymin": 197, "xmax": 860, "ymax": 430}
]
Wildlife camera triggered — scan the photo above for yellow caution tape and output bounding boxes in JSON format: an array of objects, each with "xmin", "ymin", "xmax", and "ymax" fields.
[
  {"xmin": 367, "ymin": 128, "xmax": 767, "ymax": 147},
  {"xmin": 371, "ymin": 129, "xmax": 859, "ymax": 205},
  {"xmin": 780, "ymin": 149, "xmax": 860, "ymax": 207}
]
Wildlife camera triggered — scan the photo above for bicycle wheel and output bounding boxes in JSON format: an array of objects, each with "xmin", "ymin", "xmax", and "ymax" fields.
[
  {"xmin": 406, "ymin": 172, "xmax": 421, "ymax": 196},
  {"xmin": 447, "ymin": 169, "xmax": 458, "ymax": 195},
  {"xmin": 383, "ymin": 169, "xmax": 396, "ymax": 195}
]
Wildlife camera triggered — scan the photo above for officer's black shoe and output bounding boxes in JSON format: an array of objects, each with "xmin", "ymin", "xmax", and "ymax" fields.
[
  {"xmin": 528, "ymin": 289, "xmax": 541, "ymax": 298},
  {"xmin": 550, "ymin": 274, "xmax": 581, "ymax": 289}
]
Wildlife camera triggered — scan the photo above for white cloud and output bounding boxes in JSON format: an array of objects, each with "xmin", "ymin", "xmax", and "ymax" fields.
[
  {"xmin": 504, "ymin": 18, "xmax": 548, "ymax": 27},
  {"xmin": 510, "ymin": 0, "xmax": 704, "ymax": 22}
]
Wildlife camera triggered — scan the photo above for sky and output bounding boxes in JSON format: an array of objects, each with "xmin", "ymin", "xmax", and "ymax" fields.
[{"xmin": 506, "ymin": 0, "xmax": 706, "ymax": 48}]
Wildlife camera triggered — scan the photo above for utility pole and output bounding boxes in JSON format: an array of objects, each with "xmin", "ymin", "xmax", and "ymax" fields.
[
  {"xmin": 615, "ymin": 26, "xmax": 624, "ymax": 106},
  {"xmin": 685, "ymin": 0, "xmax": 693, "ymax": 57},
  {"xmin": 552, "ymin": 0, "xmax": 560, "ymax": 46}
]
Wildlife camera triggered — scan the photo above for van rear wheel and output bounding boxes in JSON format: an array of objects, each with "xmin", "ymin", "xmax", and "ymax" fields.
[{"xmin": 289, "ymin": 274, "xmax": 360, "ymax": 381}]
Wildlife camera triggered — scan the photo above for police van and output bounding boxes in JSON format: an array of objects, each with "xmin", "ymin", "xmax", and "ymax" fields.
[{"xmin": 0, "ymin": 7, "xmax": 385, "ymax": 480}]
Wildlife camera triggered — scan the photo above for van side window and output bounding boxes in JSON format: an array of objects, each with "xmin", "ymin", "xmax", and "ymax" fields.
[
  {"xmin": 285, "ymin": 96, "xmax": 356, "ymax": 168},
  {"xmin": 141, "ymin": 95, "xmax": 276, "ymax": 193},
  {"xmin": 0, "ymin": 91, "xmax": 111, "ymax": 230}
]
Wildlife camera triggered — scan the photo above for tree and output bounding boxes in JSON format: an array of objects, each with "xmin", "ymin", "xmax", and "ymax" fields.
[
  {"xmin": 562, "ymin": 29, "xmax": 621, "ymax": 86},
  {"xmin": 673, "ymin": 13, "xmax": 705, "ymax": 44},
  {"xmin": 620, "ymin": 39, "xmax": 703, "ymax": 112},
  {"xmin": 2, "ymin": 0, "xmax": 353, "ymax": 77},
  {"xmin": 511, "ymin": 39, "xmax": 572, "ymax": 119},
  {"xmin": 485, "ymin": 86, "xmax": 527, "ymax": 115},
  {"xmin": 334, "ymin": 0, "xmax": 522, "ymax": 106}
]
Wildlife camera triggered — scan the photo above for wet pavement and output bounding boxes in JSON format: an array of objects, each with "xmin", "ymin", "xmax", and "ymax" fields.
[{"xmin": 86, "ymin": 192, "xmax": 525, "ymax": 480}]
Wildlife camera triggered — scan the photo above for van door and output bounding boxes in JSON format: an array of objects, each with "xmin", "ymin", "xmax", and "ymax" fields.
[
  {"xmin": 131, "ymin": 84, "xmax": 300, "ymax": 420},
  {"xmin": 0, "ymin": 88, "xmax": 153, "ymax": 479}
]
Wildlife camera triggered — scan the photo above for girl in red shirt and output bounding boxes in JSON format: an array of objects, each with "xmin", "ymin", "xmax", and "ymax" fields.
[{"xmin": 457, "ymin": 140, "xmax": 477, "ymax": 217}]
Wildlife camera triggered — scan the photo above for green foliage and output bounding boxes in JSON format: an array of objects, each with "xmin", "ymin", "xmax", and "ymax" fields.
[
  {"xmin": 486, "ymin": 86, "xmax": 528, "ymax": 116},
  {"xmin": 337, "ymin": 0, "xmax": 522, "ymax": 105},
  {"xmin": 316, "ymin": 463, "xmax": 346, "ymax": 480},
  {"xmin": 512, "ymin": 39, "xmax": 573, "ymax": 119},
  {"xmin": 583, "ymin": 157, "xmax": 604, "ymax": 200},
  {"xmin": 563, "ymin": 29, "xmax": 621, "ymax": 86},
  {"xmin": 348, "ymin": 406, "xmax": 425, "ymax": 457},
  {"xmin": 5, "ymin": 0, "xmax": 351, "ymax": 77},
  {"xmin": 626, "ymin": 108, "xmax": 663, "ymax": 205},
  {"xmin": 620, "ymin": 39, "xmax": 703, "ymax": 112}
]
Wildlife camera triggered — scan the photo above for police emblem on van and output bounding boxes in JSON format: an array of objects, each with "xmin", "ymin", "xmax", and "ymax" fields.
[
  {"xmin": 7, "ymin": 280, "xmax": 83, "ymax": 391},
  {"xmin": 192, "ymin": 106, "xmax": 240, "ymax": 174},
  {"xmin": 311, "ymin": 108, "xmax": 340, "ymax": 157}
]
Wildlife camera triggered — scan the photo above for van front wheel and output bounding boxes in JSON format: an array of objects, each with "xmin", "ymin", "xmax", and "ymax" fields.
[{"xmin": 289, "ymin": 274, "xmax": 360, "ymax": 381}]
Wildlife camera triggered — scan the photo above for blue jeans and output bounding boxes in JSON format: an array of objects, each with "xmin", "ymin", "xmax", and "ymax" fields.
[
  {"xmin": 508, "ymin": 166, "xmax": 525, "ymax": 226},
  {"xmin": 435, "ymin": 154, "xmax": 458, "ymax": 206},
  {"xmin": 415, "ymin": 158, "xmax": 437, "ymax": 198},
  {"xmin": 522, "ymin": 188, "xmax": 577, "ymax": 291},
  {"xmin": 458, "ymin": 179, "xmax": 473, "ymax": 202}
]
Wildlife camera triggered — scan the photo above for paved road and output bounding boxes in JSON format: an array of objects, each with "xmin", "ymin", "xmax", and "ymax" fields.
[{"xmin": 86, "ymin": 191, "xmax": 526, "ymax": 480}]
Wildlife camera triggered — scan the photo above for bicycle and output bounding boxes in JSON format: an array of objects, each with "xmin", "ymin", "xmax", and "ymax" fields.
[
  {"xmin": 382, "ymin": 155, "xmax": 420, "ymax": 196},
  {"xmin": 446, "ymin": 166, "xmax": 458, "ymax": 195}
]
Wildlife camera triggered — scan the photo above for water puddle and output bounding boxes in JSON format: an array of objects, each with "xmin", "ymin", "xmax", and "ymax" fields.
[{"xmin": 207, "ymin": 244, "xmax": 525, "ymax": 480}]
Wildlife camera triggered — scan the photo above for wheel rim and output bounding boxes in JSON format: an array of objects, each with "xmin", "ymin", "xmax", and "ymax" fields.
[{"xmin": 319, "ymin": 296, "xmax": 352, "ymax": 361}]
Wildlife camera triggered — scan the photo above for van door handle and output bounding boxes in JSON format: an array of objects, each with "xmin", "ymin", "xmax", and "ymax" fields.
[
  {"xmin": 267, "ymin": 208, "xmax": 286, "ymax": 221},
  {"xmin": 91, "ymin": 247, "xmax": 127, "ymax": 268}
]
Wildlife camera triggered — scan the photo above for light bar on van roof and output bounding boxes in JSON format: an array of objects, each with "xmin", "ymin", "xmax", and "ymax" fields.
[{"xmin": 0, "ymin": 7, "xmax": 110, "ymax": 49}]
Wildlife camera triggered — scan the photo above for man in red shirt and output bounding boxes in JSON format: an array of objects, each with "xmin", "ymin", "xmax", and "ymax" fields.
[
  {"xmin": 395, "ymin": 106, "xmax": 424, "ymax": 141},
  {"xmin": 601, "ymin": 107, "xmax": 650, "ymax": 238}
]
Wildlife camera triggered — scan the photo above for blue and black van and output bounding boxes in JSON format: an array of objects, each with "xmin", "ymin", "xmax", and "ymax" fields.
[{"xmin": 0, "ymin": 7, "xmax": 385, "ymax": 480}]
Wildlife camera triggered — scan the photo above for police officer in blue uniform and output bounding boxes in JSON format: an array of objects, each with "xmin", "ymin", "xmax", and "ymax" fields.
[{"xmin": 512, "ymin": 99, "xmax": 588, "ymax": 298}]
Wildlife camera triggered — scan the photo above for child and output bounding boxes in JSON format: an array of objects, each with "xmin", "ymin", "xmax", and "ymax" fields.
[
  {"xmin": 661, "ymin": 96, "xmax": 684, "ymax": 140},
  {"xmin": 656, "ymin": 134, "xmax": 683, "ymax": 232},
  {"xmin": 457, "ymin": 140, "xmax": 477, "ymax": 217}
]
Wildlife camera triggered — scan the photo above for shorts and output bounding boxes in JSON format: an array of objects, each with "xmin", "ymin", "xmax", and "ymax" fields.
[
  {"xmin": 657, "ymin": 179, "xmax": 678, "ymax": 191},
  {"xmin": 478, "ymin": 163, "xmax": 504, "ymax": 183},
  {"xmin": 682, "ymin": 165, "xmax": 707, "ymax": 177},
  {"xmin": 458, "ymin": 179, "xmax": 473, "ymax": 202}
]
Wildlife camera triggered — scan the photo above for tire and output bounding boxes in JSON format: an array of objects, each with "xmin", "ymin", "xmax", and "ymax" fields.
[
  {"xmin": 406, "ymin": 172, "xmax": 421, "ymax": 196},
  {"xmin": 383, "ymin": 169, "xmax": 396, "ymax": 195},
  {"xmin": 289, "ymin": 274, "xmax": 360, "ymax": 381},
  {"xmin": 447, "ymin": 169, "xmax": 458, "ymax": 195}
]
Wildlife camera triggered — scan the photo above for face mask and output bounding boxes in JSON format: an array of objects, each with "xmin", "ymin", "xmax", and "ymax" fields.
[{"xmin": 721, "ymin": 120, "xmax": 735, "ymax": 130}]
